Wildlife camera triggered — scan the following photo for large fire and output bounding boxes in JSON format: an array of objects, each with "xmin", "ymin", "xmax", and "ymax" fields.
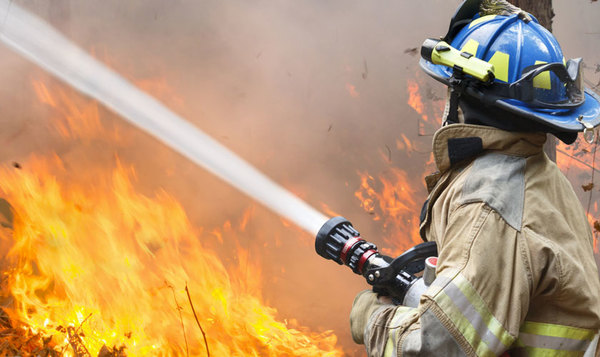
[
  {"xmin": 3, "ymin": 54, "xmax": 598, "ymax": 357},
  {"xmin": 0, "ymin": 81, "xmax": 344, "ymax": 356}
]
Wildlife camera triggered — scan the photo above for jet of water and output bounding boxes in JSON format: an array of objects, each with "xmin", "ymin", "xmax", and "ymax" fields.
[{"xmin": 0, "ymin": 0, "xmax": 328, "ymax": 236}]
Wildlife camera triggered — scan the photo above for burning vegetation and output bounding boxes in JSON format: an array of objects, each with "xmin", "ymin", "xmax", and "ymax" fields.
[
  {"xmin": 0, "ymin": 82, "xmax": 344, "ymax": 356},
  {"xmin": 1, "ymin": 60, "xmax": 599, "ymax": 357},
  {"xmin": 0, "ymin": 2, "xmax": 599, "ymax": 355}
]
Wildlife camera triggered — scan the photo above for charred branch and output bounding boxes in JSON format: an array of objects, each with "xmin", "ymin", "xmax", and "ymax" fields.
[
  {"xmin": 185, "ymin": 285, "xmax": 210, "ymax": 357},
  {"xmin": 65, "ymin": 326, "xmax": 91, "ymax": 357},
  {"xmin": 166, "ymin": 281, "xmax": 189, "ymax": 357}
]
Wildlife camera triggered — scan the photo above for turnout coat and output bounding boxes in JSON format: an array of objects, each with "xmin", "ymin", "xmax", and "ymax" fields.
[{"xmin": 355, "ymin": 124, "xmax": 600, "ymax": 356}]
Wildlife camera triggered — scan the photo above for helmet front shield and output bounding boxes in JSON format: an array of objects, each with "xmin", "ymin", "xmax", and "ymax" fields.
[{"xmin": 491, "ymin": 59, "xmax": 586, "ymax": 109}]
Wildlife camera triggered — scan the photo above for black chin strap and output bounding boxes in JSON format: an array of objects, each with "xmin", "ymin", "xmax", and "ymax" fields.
[
  {"xmin": 446, "ymin": 71, "xmax": 468, "ymax": 125},
  {"xmin": 446, "ymin": 88, "xmax": 461, "ymax": 124}
]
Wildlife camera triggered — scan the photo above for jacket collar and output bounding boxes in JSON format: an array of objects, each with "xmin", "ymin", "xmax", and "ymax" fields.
[{"xmin": 432, "ymin": 124, "xmax": 547, "ymax": 173}]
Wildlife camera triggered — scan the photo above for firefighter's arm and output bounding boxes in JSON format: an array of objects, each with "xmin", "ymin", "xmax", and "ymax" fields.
[
  {"xmin": 350, "ymin": 291, "xmax": 400, "ymax": 343},
  {"xmin": 351, "ymin": 202, "xmax": 531, "ymax": 356}
]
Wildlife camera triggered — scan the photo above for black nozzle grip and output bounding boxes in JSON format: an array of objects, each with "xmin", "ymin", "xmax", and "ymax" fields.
[{"xmin": 315, "ymin": 216, "xmax": 359, "ymax": 264}]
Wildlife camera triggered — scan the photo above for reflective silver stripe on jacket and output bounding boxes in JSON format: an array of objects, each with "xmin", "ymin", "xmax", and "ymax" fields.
[
  {"xmin": 432, "ymin": 274, "xmax": 514, "ymax": 356},
  {"xmin": 510, "ymin": 322, "xmax": 597, "ymax": 357}
]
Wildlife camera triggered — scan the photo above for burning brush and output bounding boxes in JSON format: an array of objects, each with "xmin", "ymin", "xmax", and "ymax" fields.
[{"xmin": 0, "ymin": 81, "xmax": 345, "ymax": 356}]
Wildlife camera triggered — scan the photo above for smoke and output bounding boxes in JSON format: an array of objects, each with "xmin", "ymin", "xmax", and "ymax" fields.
[{"xmin": 0, "ymin": 0, "xmax": 599, "ymax": 354}]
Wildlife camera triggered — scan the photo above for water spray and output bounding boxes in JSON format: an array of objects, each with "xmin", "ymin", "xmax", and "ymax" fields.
[
  {"xmin": 0, "ymin": 0, "xmax": 327, "ymax": 236},
  {"xmin": 0, "ymin": 2, "xmax": 437, "ymax": 305}
]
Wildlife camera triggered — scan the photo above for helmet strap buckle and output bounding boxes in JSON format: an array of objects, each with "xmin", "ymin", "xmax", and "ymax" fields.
[{"xmin": 445, "ymin": 88, "xmax": 461, "ymax": 125}]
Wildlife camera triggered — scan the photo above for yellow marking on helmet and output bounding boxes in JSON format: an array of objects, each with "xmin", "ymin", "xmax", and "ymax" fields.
[
  {"xmin": 488, "ymin": 51, "xmax": 510, "ymax": 82},
  {"xmin": 469, "ymin": 15, "xmax": 497, "ymax": 28},
  {"xmin": 460, "ymin": 39, "xmax": 480, "ymax": 57},
  {"xmin": 533, "ymin": 60, "xmax": 552, "ymax": 90}
]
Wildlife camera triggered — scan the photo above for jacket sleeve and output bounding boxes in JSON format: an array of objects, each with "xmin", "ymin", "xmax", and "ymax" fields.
[{"xmin": 363, "ymin": 202, "xmax": 531, "ymax": 356}]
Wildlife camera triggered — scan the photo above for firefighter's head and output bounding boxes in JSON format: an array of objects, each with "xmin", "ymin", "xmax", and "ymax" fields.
[{"xmin": 419, "ymin": 0, "xmax": 600, "ymax": 144}]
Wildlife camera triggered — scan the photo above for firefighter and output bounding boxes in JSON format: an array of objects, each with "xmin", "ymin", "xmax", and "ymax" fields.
[{"xmin": 349, "ymin": 0, "xmax": 600, "ymax": 356}]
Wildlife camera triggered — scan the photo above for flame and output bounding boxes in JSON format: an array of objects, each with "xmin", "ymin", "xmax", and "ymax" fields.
[
  {"xmin": 556, "ymin": 137, "xmax": 600, "ymax": 255},
  {"xmin": 407, "ymin": 78, "xmax": 445, "ymax": 136},
  {"xmin": 0, "ymin": 79, "xmax": 344, "ymax": 356},
  {"xmin": 345, "ymin": 83, "xmax": 359, "ymax": 98},
  {"xmin": 407, "ymin": 79, "xmax": 428, "ymax": 123},
  {"xmin": 354, "ymin": 168, "xmax": 422, "ymax": 256},
  {"xmin": 352, "ymin": 79, "xmax": 438, "ymax": 257},
  {"xmin": 32, "ymin": 80, "xmax": 108, "ymax": 141},
  {"xmin": 396, "ymin": 134, "xmax": 418, "ymax": 156}
]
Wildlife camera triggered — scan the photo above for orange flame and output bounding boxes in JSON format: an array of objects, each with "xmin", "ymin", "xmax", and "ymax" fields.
[
  {"xmin": 354, "ymin": 168, "xmax": 422, "ymax": 256},
  {"xmin": 0, "ymin": 79, "xmax": 344, "ymax": 356},
  {"xmin": 407, "ymin": 79, "xmax": 428, "ymax": 123},
  {"xmin": 407, "ymin": 78, "xmax": 445, "ymax": 136},
  {"xmin": 396, "ymin": 134, "xmax": 418, "ymax": 156},
  {"xmin": 557, "ymin": 137, "xmax": 600, "ymax": 255},
  {"xmin": 32, "ymin": 80, "xmax": 107, "ymax": 141}
]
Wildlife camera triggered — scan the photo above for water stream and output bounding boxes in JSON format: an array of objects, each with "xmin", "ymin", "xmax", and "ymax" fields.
[{"xmin": 0, "ymin": 0, "xmax": 328, "ymax": 236}]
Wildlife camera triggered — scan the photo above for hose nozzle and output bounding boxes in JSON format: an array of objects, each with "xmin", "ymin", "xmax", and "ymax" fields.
[{"xmin": 315, "ymin": 216, "xmax": 383, "ymax": 275}]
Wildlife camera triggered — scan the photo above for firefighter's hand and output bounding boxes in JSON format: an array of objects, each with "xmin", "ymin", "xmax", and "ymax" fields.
[{"xmin": 350, "ymin": 290, "xmax": 392, "ymax": 344}]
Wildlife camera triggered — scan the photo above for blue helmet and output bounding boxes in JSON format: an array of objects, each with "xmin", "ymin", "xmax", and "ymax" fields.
[{"xmin": 420, "ymin": 3, "xmax": 600, "ymax": 134}]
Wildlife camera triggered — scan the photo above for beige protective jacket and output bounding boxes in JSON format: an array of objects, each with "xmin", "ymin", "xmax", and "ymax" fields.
[{"xmin": 362, "ymin": 124, "xmax": 600, "ymax": 356}]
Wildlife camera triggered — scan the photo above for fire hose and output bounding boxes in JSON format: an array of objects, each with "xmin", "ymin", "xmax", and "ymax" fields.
[{"xmin": 315, "ymin": 216, "xmax": 438, "ymax": 307}]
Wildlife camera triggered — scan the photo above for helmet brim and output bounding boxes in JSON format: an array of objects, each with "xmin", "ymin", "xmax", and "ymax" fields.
[{"xmin": 419, "ymin": 58, "xmax": 600, "ymax": 132}]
